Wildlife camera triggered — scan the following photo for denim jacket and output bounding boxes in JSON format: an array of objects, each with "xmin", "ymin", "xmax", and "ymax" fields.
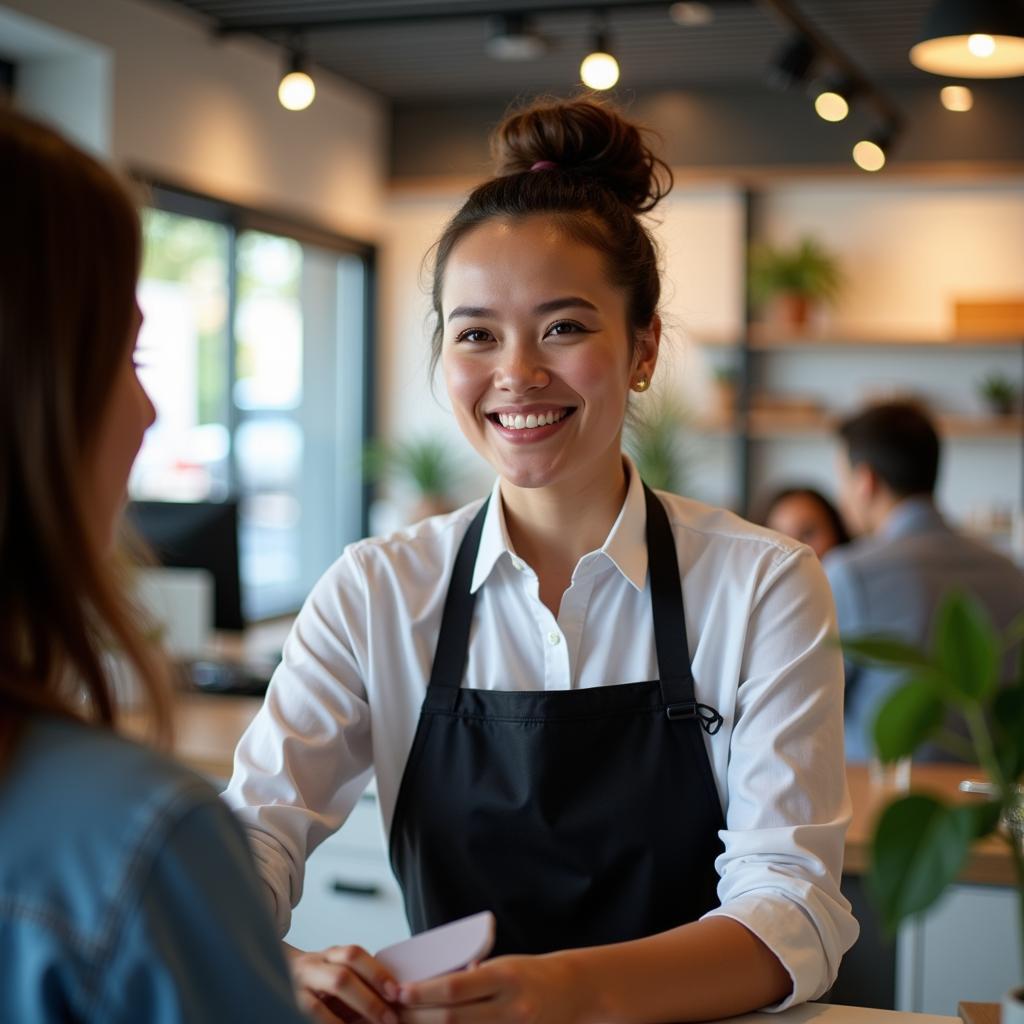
[{"xmin": 0, "ymin": 714, "xmax": 309, "ymax": 1022}]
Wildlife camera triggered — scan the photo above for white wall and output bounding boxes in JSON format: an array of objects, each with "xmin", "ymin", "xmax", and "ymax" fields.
[
  {"xmin": 762, "ymin": 179, "xmax": 1024, "ymax": 337},
  {"xmin": 0, "ymin": 0, "xmax": 388, "ymax": 240}
]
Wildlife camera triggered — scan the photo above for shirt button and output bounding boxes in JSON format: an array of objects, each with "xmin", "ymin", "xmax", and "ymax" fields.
[
  {"xmin": 511, "ymin": 557, "xmax": 525, "ymax": 571},
  {"xmin": 547, "ymin": 631, "xmax": 561, "ymax": 646}
]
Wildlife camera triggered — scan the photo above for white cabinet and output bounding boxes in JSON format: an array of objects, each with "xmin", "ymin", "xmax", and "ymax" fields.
[
  {"xmin": 285, "ymin": 790, "xmax": 411, "ymax": 953},
  {"xmin": 896, "ymin": 883, "xmax": 1021, "ymax": 1016}
]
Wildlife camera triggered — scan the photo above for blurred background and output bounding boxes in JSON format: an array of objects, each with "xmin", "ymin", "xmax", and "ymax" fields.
[{"xmin": 3, "ymin": 0, "xmax": 1023, "ymax": 621}]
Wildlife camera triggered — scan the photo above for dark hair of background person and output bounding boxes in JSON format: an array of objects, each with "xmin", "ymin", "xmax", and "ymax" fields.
[
  {"xmin": 0, "ymin": 110, "xmax": 171, "ymax": 766},
  {"xmin": 426, "ymin": 96, "xmax": 674, "ymax": 378},
  {"xmin": 837, "ymin": 400, "xmax": 941, "ymax": 498},
  {"xmin": 755, "ymin": 486, "xmax": 851, "ymax": 548}
]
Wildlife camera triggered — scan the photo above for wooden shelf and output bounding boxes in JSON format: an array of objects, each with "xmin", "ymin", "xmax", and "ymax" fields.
[
  {"xmin": 690, "ymin": 329, "xmax": 1024, "ymax": 350},
  {"xmin": 695, "ymin": 411, "xmax": 1024, "ymax": 440}
]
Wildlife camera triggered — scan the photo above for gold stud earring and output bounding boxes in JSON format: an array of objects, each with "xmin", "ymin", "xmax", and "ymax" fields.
[{"xmin": 632, "ymin": 376, "xmax": 650, "ymax": 393}]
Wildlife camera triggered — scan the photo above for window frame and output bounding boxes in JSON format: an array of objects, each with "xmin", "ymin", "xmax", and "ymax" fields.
[{"xmin": 130, "ymin": 171, "xmax": 377, "ymax": 542}]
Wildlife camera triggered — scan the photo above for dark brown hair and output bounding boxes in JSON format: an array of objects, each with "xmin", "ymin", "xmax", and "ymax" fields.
[
  {"xmin": 428, "ymin": 97, "xmax": 673, "ymax": 375},
  {"xmin": 756, "ymin": 486, "xmax": 851, "ymax": 547},
  {"xmin": 0, "ymin": 110, "xmax": 171, "ymax": 764},
  {"xmin": 838, "ymin": 400, "xmax": 940, "ymax": 498}
]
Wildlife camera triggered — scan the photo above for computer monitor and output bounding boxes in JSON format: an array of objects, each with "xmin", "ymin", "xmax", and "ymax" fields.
[{"xmin": 126, "ymin": 499, "xmax": 245, "ymax": 631}]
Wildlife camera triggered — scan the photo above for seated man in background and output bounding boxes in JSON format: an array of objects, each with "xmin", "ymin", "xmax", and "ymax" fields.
[{"xmin": 825, "ymin": 400, "xmax": 1024, "ymax": 761}]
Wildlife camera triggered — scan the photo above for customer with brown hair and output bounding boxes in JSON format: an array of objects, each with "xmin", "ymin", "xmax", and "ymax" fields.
[
  {"xmin": 226, "ymin": 96, "xmax": 857, "ymax": 1024},
  {"xmin": 0, "ymin": 110, "xmax": 310, "ymax": 1023},
  {"xmin": 758, "ymin": 485, "xmax": 851, "ymax": 559}
]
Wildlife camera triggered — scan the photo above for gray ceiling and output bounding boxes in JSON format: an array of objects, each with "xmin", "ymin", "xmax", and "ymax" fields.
[{"xmin": 155, "ymin": 0, "xmax": 939, "ymax": 104}]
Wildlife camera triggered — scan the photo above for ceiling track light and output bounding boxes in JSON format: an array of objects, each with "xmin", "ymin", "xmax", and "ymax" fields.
[
  {"xmin": 580, "ymin": 14, "xmax": 620, "ymax": 91},
  {"xmin": 813, "ymin": 74, "xmax": 857, "ymax": 122},
  {"xmin": 486, "ymin": 13, "xmax": 547, "ymax": 62},
  {"xmin": 910, "ymin": 0, "xmax": 1024, "ymax": 78},
  {"xmin": 852, "ymin": 123, "xmax": 899, "ymax": 173},
  {"xmin": 766, "ymin": 33, "xmax": 817, "ymax": 91},
  {"xmin": 278, "ymin": 49, "xmax": 316, "ymax": 111}
]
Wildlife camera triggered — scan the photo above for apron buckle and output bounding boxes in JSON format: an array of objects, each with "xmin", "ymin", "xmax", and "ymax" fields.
[{"xmin": 666, "ymin": 700, "xmax": 724, "ymax": 736}]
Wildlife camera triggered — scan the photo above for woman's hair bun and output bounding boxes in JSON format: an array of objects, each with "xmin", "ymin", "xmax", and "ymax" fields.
[{"xmin": 491, "ymin": 97, "xmax": 672, "ymax": 213}]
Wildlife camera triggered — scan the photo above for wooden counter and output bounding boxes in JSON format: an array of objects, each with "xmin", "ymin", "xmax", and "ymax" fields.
[
  {"xmin": 121, "ymin": 692, "xmax": 263, "ymax": 781},
  {"xmin": 128, "ymin": 693, "xmax": 1017, "ymax": 886},
  {"xmin": 845, "ymin": 762, "xmax": 1017, "ymax": 886}
]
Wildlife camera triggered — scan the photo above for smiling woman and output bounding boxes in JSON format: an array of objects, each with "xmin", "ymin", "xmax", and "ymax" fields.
[{"xmin": 224, "ymin": 97, "xmax": 859, "ymax": 1024}]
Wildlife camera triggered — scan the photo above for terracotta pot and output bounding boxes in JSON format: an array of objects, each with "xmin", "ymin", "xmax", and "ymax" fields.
[
  {"xmin": 774, "ymin": 292, "xmax": 811, "ymax": 330},
  {"xmin": 713, "ymin": 379, "xmax": 736, "ymax": 420}
]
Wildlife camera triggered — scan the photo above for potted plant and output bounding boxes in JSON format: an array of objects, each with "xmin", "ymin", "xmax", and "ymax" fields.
[
  {"xmin": 843, "ymin": 592, "xmax": 1024, "ymax": 1020},
  {"xmin": 748, "ymin": 236, "xmax": 843, "ymax": 330},
  {"xmin": 364, "ymin": 435, "xmax": 463, "ymax": 523},
  {"xmin": 979, "ymin": 372, "xmax": 1020, "ymax": 417},
  {"xmin": 623, "ymin": 394, "xmax": 692, "ymax": 494}
]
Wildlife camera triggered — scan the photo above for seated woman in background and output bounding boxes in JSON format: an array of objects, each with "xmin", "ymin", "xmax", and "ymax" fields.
[
  {"xmin": 0, "ymin": 111, "xmax": 311, "ymax": 1023},
  {"xmin": 758, "ymin": 485, "xmax": 851, "ymax": 559}
]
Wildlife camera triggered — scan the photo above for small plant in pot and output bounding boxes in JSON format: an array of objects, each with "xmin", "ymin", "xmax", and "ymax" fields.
[
  {"xmin": 364, "ymin": 434, "xmax": 462, "ymax": 524},
  {"xmin": 843, "ymin": 592, "xmax": 1024, "ymax": 1020},
  {"xmin": 979, "ymin": 372, "xmax": 1020, "ymax": 417},
  {"xmin": 623, "ymin": 393, "xmax": 693, "ymax": 495},
  {"xmin": 749, "ymin": 236, "xmax": 843, "ymax": 331}
]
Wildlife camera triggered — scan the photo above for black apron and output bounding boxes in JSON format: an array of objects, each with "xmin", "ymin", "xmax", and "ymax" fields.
[{"xmin": 388, "ymin": 485, "xmax": 726, "ymax": 956}]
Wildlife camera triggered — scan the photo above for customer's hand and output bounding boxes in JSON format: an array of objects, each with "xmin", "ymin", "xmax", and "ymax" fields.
[
  {"xmin": 284, "ymin": 942, "xmax": 400, "ymax": 1024},
  {"xmin": 396, "ymin": 953, "xmax": 583, "ymax": 1024}
]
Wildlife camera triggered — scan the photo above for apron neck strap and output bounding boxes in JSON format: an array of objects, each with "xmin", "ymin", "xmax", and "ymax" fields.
[
  {"xmin": 427, "ymin": 485, "xmax": 717, "ymax": 732},
  {"xmin": 427, "ymin": 497, "xmax": 489, "ymax": 694}
]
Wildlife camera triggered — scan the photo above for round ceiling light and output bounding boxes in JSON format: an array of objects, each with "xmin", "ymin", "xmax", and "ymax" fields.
[{"xmin": 910, "ymin": 0, "xmax": 1024, "ymax": 77}]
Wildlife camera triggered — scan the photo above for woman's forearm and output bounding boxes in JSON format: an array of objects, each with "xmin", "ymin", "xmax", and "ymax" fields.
[{"xmin": 562, "ymin": 916, "xmax": 793, "ymax": 1024}]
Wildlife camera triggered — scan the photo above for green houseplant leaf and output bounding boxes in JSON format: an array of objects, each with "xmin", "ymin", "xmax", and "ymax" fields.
[
  {"xmin": 869, "ymin": 795, "xmax": 979, "ymax": 935},
  {"xmin": 994, "ymin": 682, "xmax": 1024, "ymax": 781},
  {"xmin": 842, "ymin": 635, "xmax": 935, "ymax": 671},
  {"xmin": 872, "ymin": 678, "xmax": 946, "ymax": 762},
  {"xmin": 934, "ymin": 591, "xmax": 1000, "ymax": 702},
  {"xmin": 623, "ymin": 395, "xmax": 692, "ymax": 495}
]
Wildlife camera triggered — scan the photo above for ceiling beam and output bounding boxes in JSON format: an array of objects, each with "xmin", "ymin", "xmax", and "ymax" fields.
[{"xmin": 213, "ymin": 0, "xmax": 753, "ymax": 37}]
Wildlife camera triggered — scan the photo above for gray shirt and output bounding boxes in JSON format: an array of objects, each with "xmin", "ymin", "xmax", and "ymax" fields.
[{"xmin": 823, "ymin": 497, "xmax": 1024, "ymax": 762}]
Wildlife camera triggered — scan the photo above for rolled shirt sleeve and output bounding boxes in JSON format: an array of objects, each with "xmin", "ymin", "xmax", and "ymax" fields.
[
  {"xmin": 222, "ymin": 547, "xmax": 376, "ymax": 937},
  {"xmin": 702, "ymin": 546, "xmax": 859, "ymax": 1009}
]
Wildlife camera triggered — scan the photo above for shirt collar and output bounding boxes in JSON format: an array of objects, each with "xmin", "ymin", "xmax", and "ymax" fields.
[
  {"xmin": 470, "ymin": 478, "xmax": 514, "ymax": 594},
  {"xmin": 880, "ymin": 495, "xmax": 946, "ymax": 541},
  {"xmin": 469, "ymin": 455, "xmax": 650, "ymax": 594}
]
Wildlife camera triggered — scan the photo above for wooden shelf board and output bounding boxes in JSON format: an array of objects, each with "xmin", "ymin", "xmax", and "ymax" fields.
[
  {"xmin": 691, "ymin": 330, "xmax": 1024, "ymax": 350},
  {"xmin": 697, "ymin": 411, "xmax": 1024, "ymax": 440}
]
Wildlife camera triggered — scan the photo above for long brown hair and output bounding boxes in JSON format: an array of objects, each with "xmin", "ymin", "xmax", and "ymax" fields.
[{"xmin": 0, "ymin": 110, "xmax": 171, "ymax": 765}]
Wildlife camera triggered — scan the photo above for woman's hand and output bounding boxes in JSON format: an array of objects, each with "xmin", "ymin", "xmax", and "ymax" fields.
[
  {"xmin": 284, "ymin": 942, "xmax": 401, "ymax": 1024},
  {"xmin": 397, "ymin": 953, "xmax": 587, "ymax": 1024}
]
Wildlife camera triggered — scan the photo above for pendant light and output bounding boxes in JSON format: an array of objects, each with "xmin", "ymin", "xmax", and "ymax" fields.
[
  {"xmin": 486, "ymin": 14, "xmax": 547, "ymax": 61},
  {"xmin": 580, "ymin": 14, "xmax": 620, "ymax": 91},
  {"xmin": 278, "ymin": 51, "xmax": 316, "ymax": 111},
  {"xmin": 910, "ymin": 0, "xmax": 1024, "ymax": 78}
]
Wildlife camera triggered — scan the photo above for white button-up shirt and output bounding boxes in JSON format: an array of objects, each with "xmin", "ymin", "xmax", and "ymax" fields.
[{"xmin": 223, "ymin": 459, "xmax": 858, "ymax": 1009}]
